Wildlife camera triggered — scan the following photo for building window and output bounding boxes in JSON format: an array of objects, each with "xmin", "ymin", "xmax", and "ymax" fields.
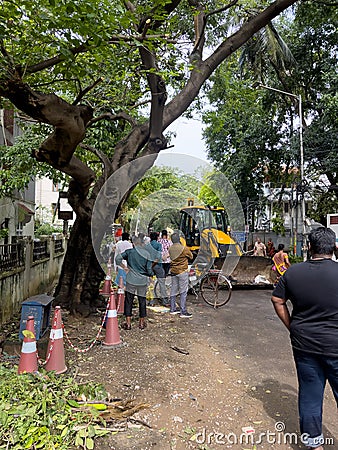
[{"xmin": 16, "ymin": 222, "xmax": 23, "ymax": 236}]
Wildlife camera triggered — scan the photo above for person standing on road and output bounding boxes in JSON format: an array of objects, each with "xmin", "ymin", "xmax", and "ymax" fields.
[
  {"xmin": 272, "ymin": 243, "xmax": 291, "ymax": 286},
  {"xmin": 253, "ymin": 237, "xmax": 267, "ymax": 257},
  {"xmin": 146, "ymin": 232, "xmax": 169, "ymax": 307},
  {"xmin": 169, "ymin": 232, "xmax": 193, "ymax": 318},
  {"xmin": 271, "ymin": 227, "xmax": 338, "ymax": 450},
  {"xmin": 266, "ymin": 238, "xmax": 275, "ymax": 257},
  {"xmin": 159, "ymin": 229, "xmax": 172, "ymax": 276},
  {"xmin": 116, "ymin": 235, "xmax": 153, "ymax": 330},
  {"xmin": 114, "ymin": 232, "xmax": 133, "ymax": 286}
]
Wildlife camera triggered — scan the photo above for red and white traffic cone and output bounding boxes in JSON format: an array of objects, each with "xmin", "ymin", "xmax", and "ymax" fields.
[
  {"xmin": 103, "ymin": 292, "xmax": 122, "ymax": 347},
  {"xmin": 45, "ymin": 306, "xmax": 67, "ymax": 374},
  {"xmin": 18, "ymin": 316, "xmax": 38, "ymax": 374},
  {"xmin": 100, "ymin": 257, "xmax": 113, "ymax": 296},
  {"xmin": 117, "ymin": 275, "xmax": 125, "ymax": 315},
  {"xmin": 100, "ymin": 274, "xmax": 112, "ymax": 297}
]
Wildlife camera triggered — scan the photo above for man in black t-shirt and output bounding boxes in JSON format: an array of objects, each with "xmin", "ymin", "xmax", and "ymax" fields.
[{"xmin": 272, "ymin": 227, "xmax": 338, "ymax": 450}]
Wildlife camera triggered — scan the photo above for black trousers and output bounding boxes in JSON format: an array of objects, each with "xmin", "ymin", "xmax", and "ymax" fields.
[
  {"xmin": 162, "ymin": 262, "xmax": 171, "ymax": 276},
  {"xmin": 125, "ymin": 282, "xmax": 147, "ymax": 318}
]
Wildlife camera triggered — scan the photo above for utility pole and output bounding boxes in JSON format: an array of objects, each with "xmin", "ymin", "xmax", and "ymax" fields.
[{"xmin": 253, "ymin": 83, "xmax": 306, "ymax": 260}]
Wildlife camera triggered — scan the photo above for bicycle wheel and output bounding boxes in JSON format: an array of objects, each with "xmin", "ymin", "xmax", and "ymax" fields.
[{"xmin": 200, "ymin": 272, "xmax": 232, "ymax": 308}]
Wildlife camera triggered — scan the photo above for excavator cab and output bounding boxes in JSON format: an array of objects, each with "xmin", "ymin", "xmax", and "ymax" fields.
[{"xmin": 179, "ymin": 200, "xmax": 242, "ymax": 266}]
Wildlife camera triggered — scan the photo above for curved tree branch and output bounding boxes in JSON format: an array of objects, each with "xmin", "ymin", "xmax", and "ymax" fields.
[
  {"xmin": 163, "ymin": 0, "xmax": 299, "ymax": 131},
  {"xmin": 115, "ymin": 0, "xmax": 298, "ymax": 172},
  {"xmin": 1, "ymin": 78, "xmax": 95, "ymax": 195},
  {"xmin": 130, "ymin": 1, "xmax": 184, "ymax": 154},
  {"xmin": 73, "ymin": 78, "xmax": 104, "ymax": 105},
  {"xmin": 190, "ymin": 0, "xmax": 239, "ymax": 58},
  {"xmin": 25, "ymin": 35, "xmax": 178, "ymax": 75},
  {"xmin": 80, "ymin": 143, "xmax": 113, "ymax": 179},
  {"xmin": 87, "ymin": 111, "xmax": 138, "ymax": 128},
  {"xmin": 25, "ymin": 43, "xmax": 89, "ymax": 74}
]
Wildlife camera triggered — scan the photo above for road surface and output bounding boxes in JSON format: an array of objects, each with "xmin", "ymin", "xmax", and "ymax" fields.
[{"xmin": 190, "ymin": 287, "xmax": 337, "ymax": 449}]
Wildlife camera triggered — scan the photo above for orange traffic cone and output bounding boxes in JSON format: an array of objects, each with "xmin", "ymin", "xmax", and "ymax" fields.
[
  {"xmin": 45, "ymin": 306, "xmax": 67, "ymax": 374},
  {"xmin": 18, "ymin": 316, "xmax": 38, "ymax": 374},
  {"xmin": 117, "ymin": 275, "xmax": 125, "ymax": 315},
  {"xmin": 103, "ymin": 292, "xmax": 122, "ymax": 347}
]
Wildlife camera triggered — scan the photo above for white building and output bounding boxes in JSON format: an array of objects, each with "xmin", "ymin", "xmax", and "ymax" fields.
[
  {"xmin": 0, "ymin": 110, "xmax": 35, "ymax": 241},
  {"xmin": 1, "ymin": 110, "xmax": 74, "ymax": 242},
  {"xmin": 35, "ymin": 178, "xmax": 60, "ymax": 224},
  {"xmin": 261, "ymin": 182, "xmax": 312, "ymax": 233},
  {"xmin": 35, "ymin": 177, "xmax": 75, "ymax": 231}
]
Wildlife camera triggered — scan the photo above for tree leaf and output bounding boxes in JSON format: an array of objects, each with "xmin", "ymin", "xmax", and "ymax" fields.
[{"xmin": 22, "ymin": 330, "xmax": 35, "ymax": 339}]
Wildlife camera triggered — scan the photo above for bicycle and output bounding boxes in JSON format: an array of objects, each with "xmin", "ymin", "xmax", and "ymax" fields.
[{"xmin": 154, "ymin": 266, "xmax": 232, "ymax": 309}]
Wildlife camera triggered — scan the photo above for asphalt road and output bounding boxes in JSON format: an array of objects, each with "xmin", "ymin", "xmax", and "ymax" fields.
[{"xmin": 190, "ymin": 287, "xmax": 338, "ymax": 448}]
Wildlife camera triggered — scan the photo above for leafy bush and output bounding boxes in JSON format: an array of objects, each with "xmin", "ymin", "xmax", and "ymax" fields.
[
  {"xmin": 288, "ymin": 255, "xmax": 304, "ymax": 264},
  {"xmin": 0, "ymin": 228, "xmax": 9, "ymax": 239},
  {"xmin": 35, "ymin": 223, "xmax": 63, "ymax": 237},
  {"xmin": 0, "ymin": 367, "xmax": 109, "ymax": 449},
  {"xmin": 271, "ymin": 216, "xmax": 286, "ymax": 236}
]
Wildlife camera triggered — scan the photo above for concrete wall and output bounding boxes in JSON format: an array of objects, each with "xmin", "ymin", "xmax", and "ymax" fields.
[
  {"xmin": 0, "ymin": 237, "xmax": 65, "ymax": 326},
  {"xmin": 246, "ymin": 231, "xmax": 298, "ymax": 253}
]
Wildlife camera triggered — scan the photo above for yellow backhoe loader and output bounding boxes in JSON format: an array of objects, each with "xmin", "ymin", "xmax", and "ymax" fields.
[
  {"xmin": 178, "ymin": 199, "xmax": 274, "ymax": 285},
  {"xmin": 179, "ymin": 200, "xmax": 242, "ymax": 264}
]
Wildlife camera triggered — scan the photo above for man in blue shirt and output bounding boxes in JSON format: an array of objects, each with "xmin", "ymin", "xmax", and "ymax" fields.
[{"xmin": 116, "ymin": 235, "xmax": 153, "ymax": 330}]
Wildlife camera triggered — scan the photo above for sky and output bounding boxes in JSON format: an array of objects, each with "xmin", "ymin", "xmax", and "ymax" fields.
[
  {"xmin": 164, "ymin": 116, "xmax": 208, "ymax": 161},
  {"xmin": 155, "ymin": 117, "xmax": 211, "ymax": 174}
]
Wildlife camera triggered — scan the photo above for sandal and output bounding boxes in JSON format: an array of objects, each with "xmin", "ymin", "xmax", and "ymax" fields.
[
  {"xmin": 121, "ymin": 322, "xmax": 131, "ymax": 330},
  {"xmin": 139, "ymin": 320, "xmax": 147, "ymax": 330}
]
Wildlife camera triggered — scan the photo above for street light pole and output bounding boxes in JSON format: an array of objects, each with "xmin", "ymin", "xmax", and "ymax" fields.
[
  {"xmin": 254, "ymin": 83, "xmax": 306, "ymax": 260},
  {"xmin": 298, "ymin": 93, "xmax": 307, "ymax": 261}
]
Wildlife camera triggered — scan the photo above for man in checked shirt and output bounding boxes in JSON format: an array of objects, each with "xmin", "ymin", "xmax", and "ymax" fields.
[{"xmin": 158, "ymin": 230, "xmax": 172, "ymax": 276}]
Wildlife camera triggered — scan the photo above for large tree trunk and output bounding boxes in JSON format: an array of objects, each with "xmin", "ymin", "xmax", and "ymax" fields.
[
  {"xmin": 53, "ymin": 171, "xmax": 113, "ymax": 314},
  {"xmin": 53, "ymin": 211, "xmax": 104, "ymax": 314},
  {"xmin": 54, "ymin": 145, "xmax": 159, "ymax": 313},
  {"xmin": 2, "ymin": 79, "xmax": 95, "ymax": 195}
]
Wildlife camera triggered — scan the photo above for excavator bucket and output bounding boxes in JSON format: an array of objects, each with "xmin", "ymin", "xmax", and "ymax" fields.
[{"xmin": 230, "ymin": 255, "xmax": 276, "ymax": 286}]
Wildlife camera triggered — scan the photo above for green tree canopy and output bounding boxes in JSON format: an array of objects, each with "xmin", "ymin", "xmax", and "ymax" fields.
[
  {"xmin": 203, "ymin": 0, "xmax": 337, "ymax": 225},
  {"xmin": 0, "ymin": 0, "xmax": 303, "ymax": 312}
]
